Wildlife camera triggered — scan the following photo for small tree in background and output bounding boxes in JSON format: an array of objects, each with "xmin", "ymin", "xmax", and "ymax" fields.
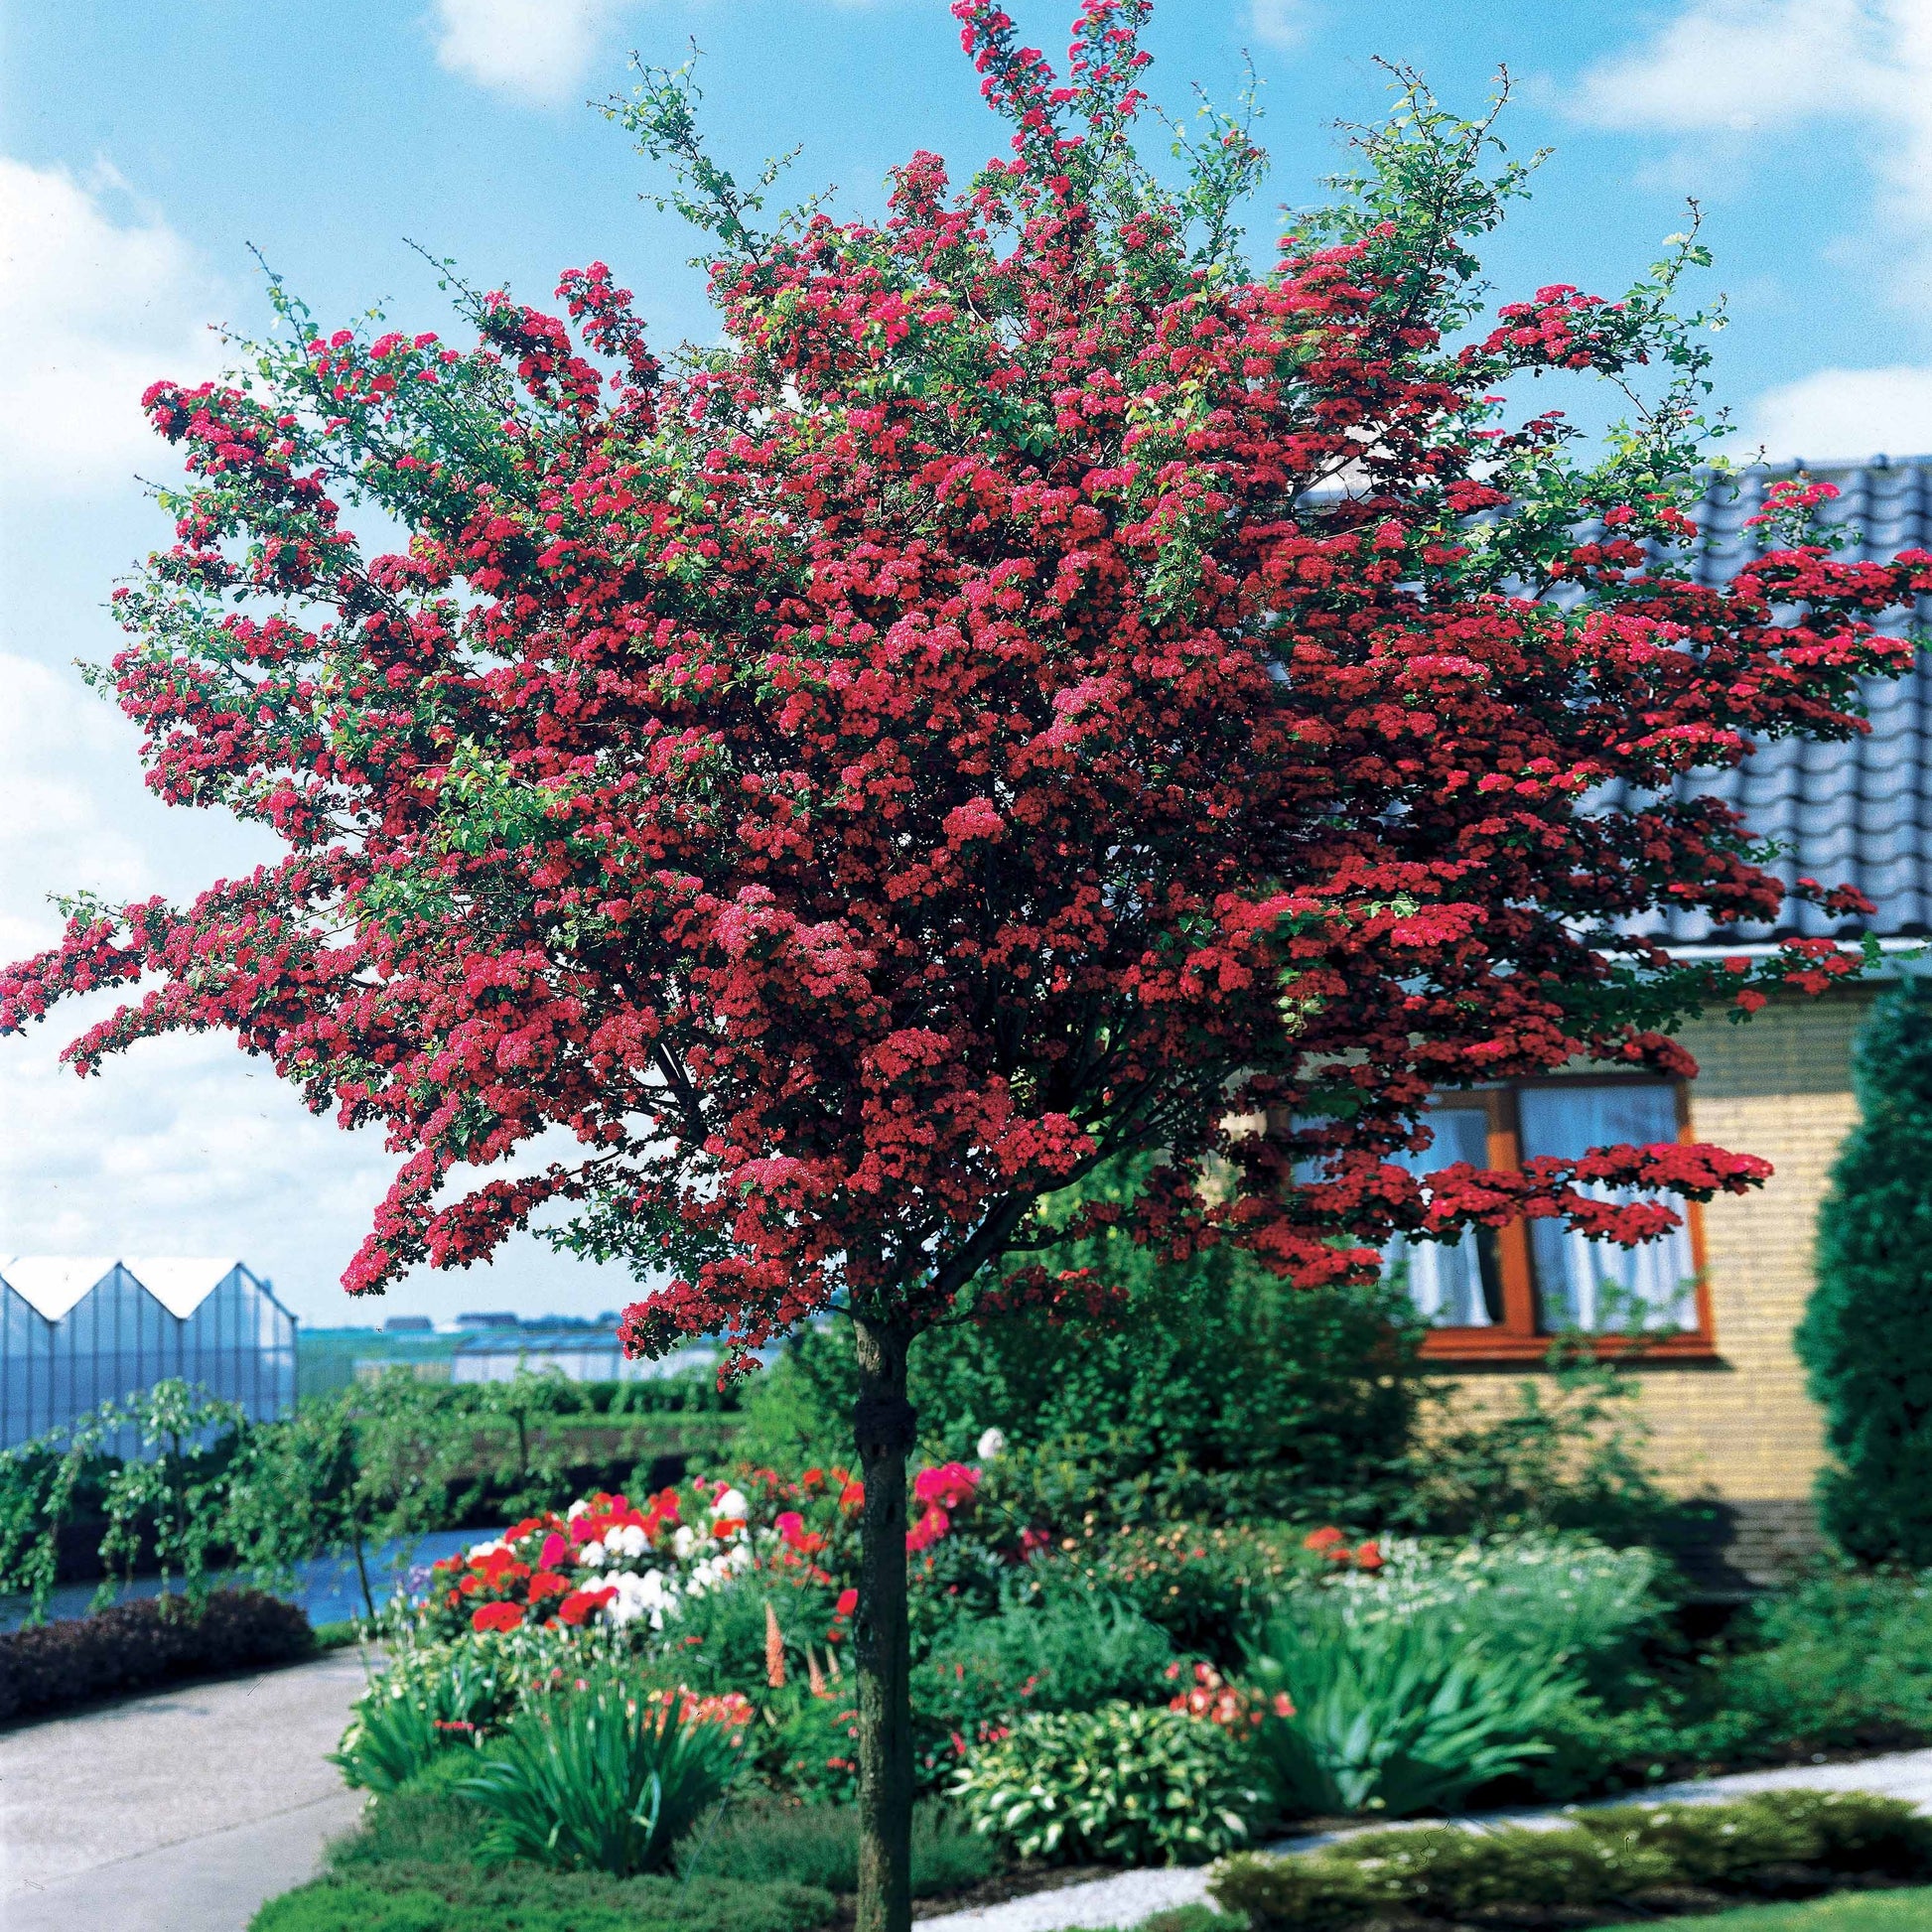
[
  {"xmin": 6, "ymin": 3, "xmax": 1930, "ymax": 1922},
  {"xmin": 1801, "ymin": 981, "xmax": 1932, "ymax": 1567}
]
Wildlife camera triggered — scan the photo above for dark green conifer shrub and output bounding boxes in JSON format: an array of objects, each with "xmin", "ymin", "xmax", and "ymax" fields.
[{"xmin": 1799, "ymin": 981, "xmax": 1932, "ymax": 1566}]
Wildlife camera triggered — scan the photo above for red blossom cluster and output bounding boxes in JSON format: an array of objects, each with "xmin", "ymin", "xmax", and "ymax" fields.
[
  {"xmin": 1167, "ymin": 1659, "xmax": 1288, "ymax": 1729},
  {"xmin": 3, "ymin": 0, "xmax": 1926, "ymax": 1390},
  {"xmin": 1302, "ymin": 1525, "xmax": 1384, "ymax": 1571},
  {"xmin": 907, "ymin": 1459, "xmax": 982, "ymax": 1552}
]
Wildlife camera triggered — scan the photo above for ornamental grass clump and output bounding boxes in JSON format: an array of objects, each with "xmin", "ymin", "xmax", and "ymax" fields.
[
  {"xmin": 1243, "ymin": 1598, "xmax": 1576, "ymax": 1816},
  {"xmin": 461, "ymin": 1677, "xmax": 750, "ymax": 1875}
]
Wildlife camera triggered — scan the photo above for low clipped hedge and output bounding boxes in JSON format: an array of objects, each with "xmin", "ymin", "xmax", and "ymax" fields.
[
  {"xmin": 1211, "ymin": 1791, "xmax": 1932, "ymax": 1929},
  {"xmin": 0, "ymin": 1588, "xmax": 314, "ymax": 1723},
  {"xmin": 252, "ymin": 1863, "xmax": 835, "ymax": 1932}
]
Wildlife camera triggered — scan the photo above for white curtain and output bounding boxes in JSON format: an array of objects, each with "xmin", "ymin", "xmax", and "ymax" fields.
[
  {"xmin": 1381, "ymin": 1108, "xmax": 1496, "ymax": 1328},
  {"xmin": 1517, "ymin": 1084, "xmax": 1697, "ymax": 1334}
]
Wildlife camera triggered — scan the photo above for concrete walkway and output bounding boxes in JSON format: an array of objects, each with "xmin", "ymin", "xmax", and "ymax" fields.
[
  {"xmin": 0, "ymin": 1648, "xmax": 373, "ymax": 1932},
  {"xmin": 917, "ymin": 1747, "xmax": 1932, "ymax": 1932}
]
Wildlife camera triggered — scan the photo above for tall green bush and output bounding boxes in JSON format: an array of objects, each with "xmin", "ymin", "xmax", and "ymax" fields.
[
  {"xmin": 1800, "ymin": 981, "xmax": 1932, "ymax": 1566},
  {"xmin": 744, "ymin": 1165, "xmax": 1424, "ymax": 1529}
]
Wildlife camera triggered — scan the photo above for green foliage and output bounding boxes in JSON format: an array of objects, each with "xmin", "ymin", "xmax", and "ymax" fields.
[
  {"xmin": 917, "ymin": 1584, "xmax": 1178, "ymax": 1737},
  {"xmin": 682, "ymin": 1800, "xmax": 995, "ymax": 1897},
  {"xmin": 1394, "ymin": 1350, "xmax": 1688, "ymax": 1545},
  {"xmin": 0, "ymin": 1381, "xmax": 246, "ymax": 1621},
  {"xmin": 459, "ymin": 1676, "xmax": 745, "ymax": 1875},
  {"xmin": 1006, "ymin": 1523, "xmax": 1307, "ymax": 1657},
  {"xmin": 950, "ymin": 1702, "xmax": 1267, "ymax": 1866},
  {"xmin": 1714, "ymin": 1568, "xmax": 1932, "ymax": 1751},
  {"xmin": 1576, "ymin": 1789, "xmax": 1932, "ymax": 1885},
  {"xmin": 1209, "ymin": 1791, "xmax": 1932, "ymax": 1930},
  {"xmin": 1801, "ymin": 981, "xmax": 1932, "ymax": 1566},
  {"xmin": 333, "ymin": 1644, "xmax": 507, "ymax": 1791},
  {"xmin": 251, "ymin": 1863, "xmax": 833, "ymax": 1932},
  {"xmin": 1305, "ymin": 1531, "xmax": 1667, "ymax": 1694},
  {"xmin": 744, "ymin": 1184, "xmax": 1424, "ymax": 1531},
  {"xmin": 1244, "ymin": 1597, "xmax": 1576, "ymax": 1816}
]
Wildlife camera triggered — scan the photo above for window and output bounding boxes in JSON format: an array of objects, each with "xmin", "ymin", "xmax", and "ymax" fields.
[{"xmin": 1380, "ymin": 1077, "xmax": 1715, "ymax": 1363}]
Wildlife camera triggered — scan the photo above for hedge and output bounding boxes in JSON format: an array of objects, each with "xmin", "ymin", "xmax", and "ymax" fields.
[
  {"xmin": 1210, "ymin": 1790, "xmax": 1932, "ymax": 1929},
  {"xmin": 249, "ymin": 1863, "xmax": 836, "ymax": 1932},
  {"xmin": 0, "ymin": 1588, "xmax": 314, "ymax": 1722}
]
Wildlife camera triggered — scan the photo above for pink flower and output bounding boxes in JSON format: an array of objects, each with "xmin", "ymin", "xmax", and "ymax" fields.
[{"xmin": 538, "ymin": 1532, "xmax": 569, "ymax": 1571}]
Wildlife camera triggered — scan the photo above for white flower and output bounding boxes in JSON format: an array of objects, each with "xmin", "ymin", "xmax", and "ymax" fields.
[
  {"xmin": 711, "ymin": 1487, "xmax": 750, "ymax": 1521},
  {"xmin": 566, "ymin": 1499, "xmax": 591, "ymax": 1520},
  {"xmin": 580, "ymin": 1541, "xmax": 607, "ymax": 1568},
  {"xmin": 976, "ymin": 1428, "xmax": 1007, "ymax": 1461},
  {"xmin": 672, "ymin": 1525, "xmax": 697, "ymax": 1559},
  {"xmin": 468, "ymin": 1538, "xmax": 503, "ymax": 1560},
  {"xmin": 611, "ymin": 1523, "xmax": 650, "ymax": 1559}
]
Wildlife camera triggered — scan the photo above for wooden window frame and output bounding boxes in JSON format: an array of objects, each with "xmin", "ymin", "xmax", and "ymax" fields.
[{"xmin": 1414, "ymin": 1075, "xmax": 1720, "ymax": 1366}]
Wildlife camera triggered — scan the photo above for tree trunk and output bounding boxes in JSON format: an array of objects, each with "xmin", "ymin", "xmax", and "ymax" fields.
[{"xmin": 851, "ymin": 1314, "xmax": 915, "ymax": 1932}]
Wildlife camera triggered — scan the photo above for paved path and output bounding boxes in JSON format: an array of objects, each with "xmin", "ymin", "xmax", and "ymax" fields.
[
  {"xmin": 0, "ymin": 1649, "xmax": 373, "ymax": 1932},
  {"xmin": 917, "ymin": 1747, "xmax": 1932, "ymax": 1932}
]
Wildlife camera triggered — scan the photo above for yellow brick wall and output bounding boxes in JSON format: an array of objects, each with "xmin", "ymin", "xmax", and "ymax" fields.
[{"xmin": 1438, "ymin": 986, "xmax": 1875, "ymax": 1509}]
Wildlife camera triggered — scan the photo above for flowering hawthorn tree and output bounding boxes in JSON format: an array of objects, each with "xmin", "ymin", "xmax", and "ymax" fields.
[{"xmin": 6, "ymin": 3, "xmax": 1930, "ymax": 1921}]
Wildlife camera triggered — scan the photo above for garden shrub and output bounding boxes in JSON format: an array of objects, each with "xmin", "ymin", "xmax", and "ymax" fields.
[
  {"xmin": 1800, "ymin": 980, "xmax": 1932, "ymax": 1568},
  {"xmin": 1244, "ymin": 1596, "xmax": 1576, "ymax": 1816},
  {"xmin": 1310, "ymin": 1531, "xmax": 1666, "ymax": 1684},
  {"xmin": 1714, "ymin": 1569, "xmax": 1932, "ymax": 1752},
  {"xmin": 950, "ymin": 1701, "xmax": 1267, "ymax": 1866},
  {"xmin": 1208, "ymin": 1791, "xmax": 1932, "ymax": 1930},
  {"xmin": 917, "ymin": 1585, "xmax": 1177, "ymax": 1733},
  {"xmin": 743, "ymin": 1169, "xmax": 1425, "ymax": 1533},
  {"xmin": 682, "ymin": 1798, "xmax": 996, "ymax": 1896},
  {"xmin": 1010, "ymin": 1523, "xmax": 1306, "ymax": 1657},
  {"xmin": 460, "ymin": 1676, "xmax": 749, "ymax": 1875},
  {"xmin": 0, "ymin": 1587, "xmax": 312, "ymax": 1722},
  {"xmin": 250, "ymin": 1863, "xmax": 834, "ymax": 1932}
]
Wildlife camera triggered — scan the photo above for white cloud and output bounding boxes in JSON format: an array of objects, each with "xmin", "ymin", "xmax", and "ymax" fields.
[
  {"xmin": 0, "ymin": 157, "xmax": 222, "ymax": 499},
  {"xmin": 0, "ymin": 651, "xmax": 647, "ymax": 1325},
  {"xmin": 431, "ymin": 0, "xmax": 642, "ymax": 106},
  {"xmin": 1571, "ymin": 0, "xmax": 1932, "ymax": 301},
  {"xmin": 1251, "ymin": 0, "xmax": 1312, "ymax": 52},
  {"xmin": 1748, "ymin": 364, "xmax": 1932, "ymax": 464}
]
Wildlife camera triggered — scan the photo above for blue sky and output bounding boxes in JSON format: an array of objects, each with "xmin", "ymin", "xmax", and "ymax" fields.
[{"xmin": 3, "ymin": 0, "xmax": 1929, "ymax": 1325}]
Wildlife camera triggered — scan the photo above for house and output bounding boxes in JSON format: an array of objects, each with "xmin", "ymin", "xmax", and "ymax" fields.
[
  {"xmin": 1390, "ymin": 456, "xmax": 1932, "ymax": 1586},
  {"xmin": 0, "ymin": 1257, "xmax": 298, "ymax": 1452}
]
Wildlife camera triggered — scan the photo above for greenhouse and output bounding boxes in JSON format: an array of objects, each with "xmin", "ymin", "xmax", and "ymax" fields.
[{"xmin": 0, "ymin": 1257, "xmax": 297, "ymax": 1452}]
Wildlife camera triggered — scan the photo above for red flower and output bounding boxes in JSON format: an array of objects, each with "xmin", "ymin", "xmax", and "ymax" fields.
[
  {"xmin": 558, "ymin": 1587, "xmax": 615, "ymax": 1626},
  {"xmin": 527, "ymin": 1570, "xmax": 570, "ymax": 1602},
  {"xmin": 834, "ymin": 1587, "xmax": 859, "ymax": 1618},
  {"xmin": 472, "ymin": 1601, "xmax": 525, "ymax": 1633},
  {"xmin": 1354, "ymin": 1540, "xmax": 1383, "ymax": 1571},
  {"xmin": 1302, "ymin": 1527, "xmax": 1345, "ymax": 1552},
  {"xmin": 905, "ymin": 1505, "xmax": 950, "ymax": 1553}
]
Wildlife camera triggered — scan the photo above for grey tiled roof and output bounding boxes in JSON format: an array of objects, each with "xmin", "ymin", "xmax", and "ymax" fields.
[{"xmin": 1597, "ymin": 457, "xmax": 1932, "ymax": 942}]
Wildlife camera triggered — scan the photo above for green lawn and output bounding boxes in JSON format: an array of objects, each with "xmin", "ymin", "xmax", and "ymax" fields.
[{"xmin": 1662, "ymin": 1892, "xmax": 1932, "ymax": 1930}]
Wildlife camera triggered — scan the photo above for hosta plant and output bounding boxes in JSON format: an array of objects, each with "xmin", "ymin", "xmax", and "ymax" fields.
[{"xmin": 950, "ymin": 1701, "xmax": 1267, "ymax": 1865}]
